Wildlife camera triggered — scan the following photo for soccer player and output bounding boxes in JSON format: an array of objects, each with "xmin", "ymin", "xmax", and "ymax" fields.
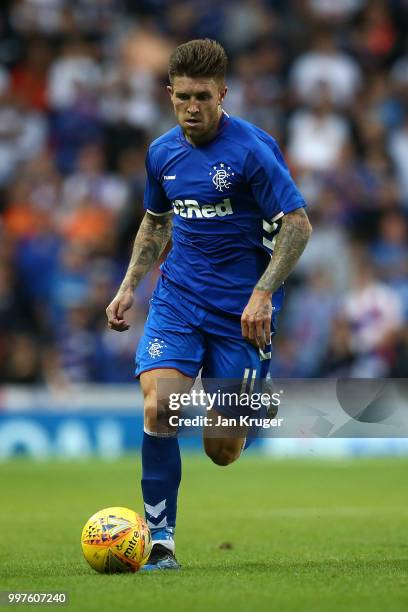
[{"xmin": 106, "ymin": 39, "xmax": 312, "ymax": 570}]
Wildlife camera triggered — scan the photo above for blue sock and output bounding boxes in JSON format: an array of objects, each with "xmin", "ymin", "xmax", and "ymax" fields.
[{"xmin": 141, "ymin": 431, "xmax": 181, "ymax": 542}]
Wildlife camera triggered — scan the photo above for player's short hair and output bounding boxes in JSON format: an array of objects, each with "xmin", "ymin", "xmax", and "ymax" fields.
[{"xmin": 168, "ymin": 39, "xmax": 227, "ymax": 84}]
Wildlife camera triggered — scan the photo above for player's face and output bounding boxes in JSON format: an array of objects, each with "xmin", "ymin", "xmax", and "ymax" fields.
[{"xmin": 167, "ymin": 76, "xmax": 227, "ymax": 145}]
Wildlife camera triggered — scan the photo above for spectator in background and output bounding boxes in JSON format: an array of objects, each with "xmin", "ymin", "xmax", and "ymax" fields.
[
  {"xmin": 100, "ymin": 21, "xmax": 169, "ymax": 134},
  {"xmin": 371, "ymin": 210, "xmax": 408, "ymax": 282},
  {"xmin": 0, "ymin": 78, "xmax": 47, "ymax": 186},
  {"xmin": 371, "ymin": 210, "xmax": 408, "ymax": 318},
  {"xmin": 52, "ymin": 303, "xmax": 98, "ymax": 384},
  {"xmin": 389, "ymin": 114, "xmax": 408, "ymax": 207},
  {"xmin": 49, "ymin": 242, "xmax": 91, "ymax": 325},
  {"xmin": 351, "ymin": 0, "xmax": 397, "ymax": 69},
  {"xmin": 295, "ymin": 192, "xmax": 351, "ymax": 293},
  {"xmin": 268, "ymin": 336, "xmax": 307, "ymax": 378},
  {"xmin": 289, "ymin": 30, "xmax": 362, "ymax": 108},
  {"xmin": 321, "ymin": 317, "xmax": 355, "ymax": 377},
  {"xmin": 391, "ymin": 327, "xmax": 408, "ymax": 378},
  {"xmin": 283, "ymin": 268, "xmax": 339, "ymax": 376},
  {"xmin": 59, "ymin": 195, "xmax": 115, "ymax": 251},
  {"xmin": 0, "ymin": 258, "xmax": 27, "ymax": 337},
  {"xmin": 14, "ymin": 207, "xmax": 61, "ymax": 335},
  {"xmin": 61, "ymin": 143, "xmax": 129, "ymax": 215},
  {"xmin": 0, "ymin": 332, "xmax": 43, "ymax": 383},
  {"xmin": 227, "ymin": 41, "xmax": 285, "ymax": 137},
  {"xmin": 222, "ymin": 0, "xmax": 276, "ymax": 53},
  {"xmin": 0, "ymin": 65, "xmax": 9, "ymax": 98},
  {"xmin": 391, "ymin": 42, "xmax": 408, "ymax": 95},
  {"xmin": 47, "ymin": 38, "xmax": 102, "ymax": 112},
  {"xmin": 11, "ymin": 38, "xmax": 51, "ymax": 112},
  {"xmin": 338, "ymin": 251, "xmax": 404, "ymax": 376},
  {"xmin": 11, "ymin": 0, "xmax": 68, "ymax": 36},
  {"xmin": 48, "ymin": 38, "xmax": 104, "ymax": 173},
  {"xmin": 305, "ymin": 0, "xmax": 365, "ymax": 25},
  {"xmin": 287, "ymin": 84, "xmax": 350, "ymax": 172},
  {"xmin": 3, "ymin": 150, "xmax": 61, "ymax": 241}
]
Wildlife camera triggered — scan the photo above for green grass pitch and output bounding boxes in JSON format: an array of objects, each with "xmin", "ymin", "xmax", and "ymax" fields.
[{"xmin": 1, "ymin": 454, "xmax": 407, "ymax": 612}]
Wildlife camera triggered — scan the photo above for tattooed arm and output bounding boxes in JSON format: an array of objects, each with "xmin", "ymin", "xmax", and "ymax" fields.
[
  {"xmin": 241, "ymin": 208, "xmax": 312, "ymax": 349},
  {"xmin": 106, "ymin": 211, "xmax": 173, "ymax": 332}
]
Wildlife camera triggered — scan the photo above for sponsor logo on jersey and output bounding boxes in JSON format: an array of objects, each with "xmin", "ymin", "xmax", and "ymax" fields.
[
  {"xmin": 172, "ymin": 198, "xmax": 233, "ymax": 218},
  {"xmin": 209, "ymin": 163, "xmax": 235, "ymax": 192},
  {"xmin": 163, "ymin": 175, "xmax": 176, "ymax": 180}
]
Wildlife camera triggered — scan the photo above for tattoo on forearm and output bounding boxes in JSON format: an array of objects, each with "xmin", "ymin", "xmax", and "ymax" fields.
[
  {"xmin": 256, "ymin": 209, "xmax": 312, "ymax": 293},
  {"xmin": 120, "ymin": 212, "xmax": 172, "ymax": 292}
]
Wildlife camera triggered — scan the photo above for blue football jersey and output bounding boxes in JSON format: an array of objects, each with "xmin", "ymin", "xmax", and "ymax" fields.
[{"xmin": 143, "ymin": 112, "xmax": 306, "ymax": 316}]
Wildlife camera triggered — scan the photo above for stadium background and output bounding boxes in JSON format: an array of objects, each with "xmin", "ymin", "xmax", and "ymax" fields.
[
  {"xmin": 0, "ymin": 0, "xmax": 407, "ymax": 460},
  {"xmin": 1, "ymin": 4, "xmax": 407, "ymax": 610}
]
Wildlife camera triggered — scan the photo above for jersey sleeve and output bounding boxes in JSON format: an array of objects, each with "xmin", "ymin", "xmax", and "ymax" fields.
[
  {"xmin": 143, "ymin": 149, "xmax": 172, "ymax": 215},
  {"xmin": 244, "ymin": 139, "xmax": 306, "ymax": 221}
]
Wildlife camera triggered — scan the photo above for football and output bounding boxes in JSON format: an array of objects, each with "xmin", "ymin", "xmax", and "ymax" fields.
[{"xmin": 81, "ymin": 506, "xmax": 152, "ymax": 573}]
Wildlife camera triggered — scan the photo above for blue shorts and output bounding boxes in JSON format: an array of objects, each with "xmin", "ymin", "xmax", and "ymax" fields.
[{"xmin": 135, "ymin": 276, "xmax": 275, "ymax": 381}]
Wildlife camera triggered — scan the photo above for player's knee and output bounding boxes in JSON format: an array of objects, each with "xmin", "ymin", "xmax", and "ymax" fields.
[
  {"xmin": 144, "ymin": 412, "xmax": 157, "ymax": 433},
  {"xmin": 143, "ymin": 389, "xmax": 173, "ymax": 433},
  {"xmin": 206, "ymin": 445, "xmax": 240, "ymax": 467},
  {"xmin": 143, "ymin": 391, "xmax": 158, "ymax": 432}
]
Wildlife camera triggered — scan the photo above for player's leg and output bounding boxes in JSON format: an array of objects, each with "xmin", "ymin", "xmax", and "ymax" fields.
[
  {"xmin": 201, "ymin": 314, "xmax": 273, "ymax": 466},
  {"xmin": 140, "ymin": 368, "xmax": 193, "ymax": 570},
  {"xmin": 135, "ymin": 277, "xmax": 206, "ymax": 569},
  {"xmin": 202, "ymin": 405, "xmax": 247, "ymax": 465},
  {"xmin": 202, "ymin": 358, "xmax": 267, "ymax": 466}
]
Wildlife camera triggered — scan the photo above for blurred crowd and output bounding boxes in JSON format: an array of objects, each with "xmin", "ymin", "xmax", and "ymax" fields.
[{"xmin": 0, "ymin": 0, "xmax": 407, "ymax": 385}]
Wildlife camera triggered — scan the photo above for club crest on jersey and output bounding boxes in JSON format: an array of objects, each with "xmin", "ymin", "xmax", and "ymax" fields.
[
  {"xmin": 209, "ymin": 163, "xmax": 235, "ymax": 192},
  {"xmin": 147, "ymin": 338, "xmax": 167, "ymax": 359}
]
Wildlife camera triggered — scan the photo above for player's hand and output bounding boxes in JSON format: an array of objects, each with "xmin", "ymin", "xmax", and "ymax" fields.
[
  {"xmin": 241, "ymin": 289, "xmax": 272, "ymax": 350},
  {"xmin": 106, "ymin": 288, "xmax": 134, "ymax": 332}
]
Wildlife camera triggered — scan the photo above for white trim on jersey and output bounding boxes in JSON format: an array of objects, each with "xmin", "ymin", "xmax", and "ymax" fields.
[
  {"xmin": 263, "ymin": 219, "xmax": 276, "ymax": 232},
  {"xmin": 263, "ymin": 216, "xmax": 281, "ymax": 251},
  {"xmin": 147, "ymin": 208, "xmax": 172, "ymax": 217},
  {"xmin": 259, "ymin": 348, "xmax": 272, "ymax": 361},
  {"xmin": 263, "ymin": 236, "xmax": 276, "ymax": 250},
  {"xmin": 270, "ymin": 211, "xmax": 284, "ymax": 223}
]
